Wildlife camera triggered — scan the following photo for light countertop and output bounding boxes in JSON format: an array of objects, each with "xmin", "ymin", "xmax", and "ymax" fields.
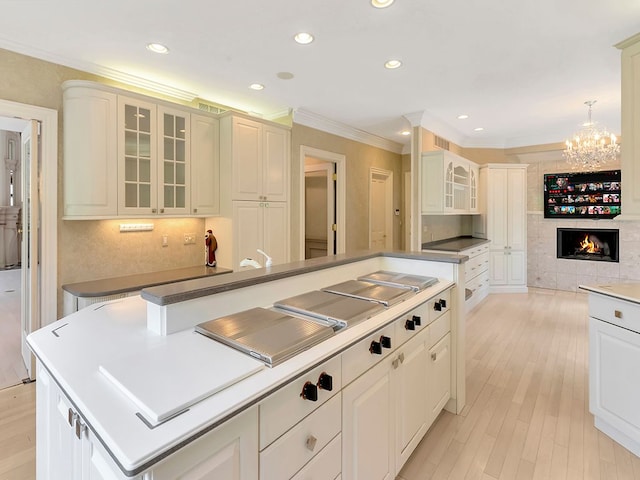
[{"xmin": 580, "ymin": 283, "xmax": 640, "ymax": 305}]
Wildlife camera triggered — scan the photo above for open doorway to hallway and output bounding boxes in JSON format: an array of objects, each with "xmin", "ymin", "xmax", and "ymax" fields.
[{"xmin": 0, "ymin": 121, "xmax": 28, "ymax": 389}]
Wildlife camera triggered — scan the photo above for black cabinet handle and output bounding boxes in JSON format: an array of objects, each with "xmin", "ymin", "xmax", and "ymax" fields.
[
  {"xmin": 439, "ymin": 299, "xmax": 447, "ymax": 308},
  {"xmin": 380, "ymin": 335, "xmax": 392, "ymax": 349},
  {"xmin": 317, "ymin": 372, "xmax": 333, "ymax": 391},
  {"xmin": 405, "ymin": 319, "xmax": 415, "ymax": 330},
  {"xmin": 369, "ymin": 340, "xmax": 382, "ymax": 355},
  {"xmin": 433, "ymin": 302, "xmax": 442, "ymax": 311},
  {"xmin": 412, "ymin": 315, "xmax": 421, "ymax": 326},
  {"xmin": 300, "ymin": 381, "xmax": 318, "ymax": 401}
]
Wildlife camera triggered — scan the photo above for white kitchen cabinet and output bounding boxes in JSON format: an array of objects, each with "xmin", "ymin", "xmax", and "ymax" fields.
[
  {"xmin": 157, "ymin": 105, "xmax": 191, "ymax": 215},
  {"xmin": 427, "ymin": 331, "xmax": 451, "ymax": 426},
  {"xmin": 461, "ymin": 243, "xmax": 490, "ymax": 312},
  {"xmin": 233, "ymin": 200, "xmax": 289, "ymax": 269},
  {"xmin": 63, "ymin": 83, "xmax": 118, "ymax": 218},
  {"xmin": 62, "ymin": 80, "xmax": 220, "ymax": 219},
  {"xmin": 342, "ymin": 357, "xmax": 395, "ymax": 480},
  {"xmin": 616, "ymin": 33, "xmax": 640, "ymax": 220},
  {"xmin": 393, "ymin": 327, "xmax": 429, "ymax": 470},
  {"xmin": 191, "ymin": 114, "xmax": 220, "ymax": 216},
  {"xmin": 474, "ymin": 164, "xmax": 528, "ymax": 293},
  {"xmin": 222, "ymin": 114, "xmax": 289, "ymax": 202},
  {"xmin": 421, "ymin": 150, "xmax": 479, "ymax": 214}
]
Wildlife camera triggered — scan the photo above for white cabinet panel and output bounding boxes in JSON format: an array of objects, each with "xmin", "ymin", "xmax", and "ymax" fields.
[
  {"xmin": 191, "ymin": 114, "xmax": 220, "ymax": 216},
  {"xmin": 427, "ymin": 332, "xmax": 451, "ymax": 425}
]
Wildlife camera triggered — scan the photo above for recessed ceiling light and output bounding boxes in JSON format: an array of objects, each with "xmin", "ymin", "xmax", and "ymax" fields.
[
  {"xmin": 474, "ymin": 127, "xmax": 484, "ymax": 132},
  {"xmin": 384, "ymin": 59, "xmax": 402, "ymax": 69},
  {"xmin": 401, "ymin": 130, "xmax": 411, "ymax": 136},
  {"xmin": 294, "ymin": 32, "xmax": 314, "ymax": 45},
  {"xmin": 249, "ymin": 83, "xmax": 265, "ymax": 91},
  {"xmin": 146, "ymin": 43, "xmax": 169, "ymax": 54},
  {"xmin": 371, "ymin": 0, "xmax": 395, "ymax": 8},
  {"xmin": 457, "ymin": 114, "xmax": 469, "ymax": 120}
]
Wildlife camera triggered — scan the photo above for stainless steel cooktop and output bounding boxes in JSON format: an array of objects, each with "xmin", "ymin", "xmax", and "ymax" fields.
[
  {"xmin": 321, "ymin": 279, "xmax": 414, "ymax": 307},
  {"xmin": 195, "ymin": 307, "xmax": 334, "ymax": 367},
  {"xmin": 357, "ymin": 271, "xmax": 438, "ymax": 291},
  {"xmin": 274, "ymin": 290, "xmax": 385, "ymax": 328}
]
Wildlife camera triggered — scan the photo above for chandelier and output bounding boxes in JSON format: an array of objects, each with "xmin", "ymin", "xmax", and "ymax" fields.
[{"xmin": 563, "ymin": 100, "xmax": 619, "ymax": 171}]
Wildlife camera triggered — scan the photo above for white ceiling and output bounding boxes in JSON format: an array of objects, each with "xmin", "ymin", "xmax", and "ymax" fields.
[{"xmin": 1, "ymin": 0, "xmax": 639, "ymax": 150}]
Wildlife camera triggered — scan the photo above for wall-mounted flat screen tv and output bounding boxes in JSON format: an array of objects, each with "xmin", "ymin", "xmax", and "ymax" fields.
[{"xmin": 544, "ymin": 170, "xmax": 621, "ymax": 219}]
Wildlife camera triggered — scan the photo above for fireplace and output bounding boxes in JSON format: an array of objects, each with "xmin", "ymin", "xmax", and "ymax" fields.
[{"xmin": 557, "ymin": 228, "xmax": 619, "ymax": 263}]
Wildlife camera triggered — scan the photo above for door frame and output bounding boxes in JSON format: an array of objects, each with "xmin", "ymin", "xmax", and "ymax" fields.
[
  {"xmin": 369, "ymin": 167, "xmax": 393, "ymax": 250},
  {"xmin": 0, "ymin": 99, "xmax": 58, "ymax": 368},
  {"xmin": 299, "ymin": 146, "xmax": 345, "ymax": 260}
]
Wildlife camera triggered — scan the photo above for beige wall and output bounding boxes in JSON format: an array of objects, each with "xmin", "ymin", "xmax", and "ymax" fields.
[
  {"xmin": 0, "ymin": 48, "xmax": 205, "ymax": 316},
  {"xmin": 291, "ymin": 124, "xmax": 403, "ymax": 259}
]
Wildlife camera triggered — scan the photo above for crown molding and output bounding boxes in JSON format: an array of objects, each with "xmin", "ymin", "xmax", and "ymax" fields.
[{"xmin": 293, "ymin": 109, "xmax": 404, "ymax": 154}]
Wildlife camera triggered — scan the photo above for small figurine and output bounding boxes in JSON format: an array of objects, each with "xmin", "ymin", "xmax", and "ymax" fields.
[{"xmin": 205, "ymin": 229, "xmax": 217, "ymax": 267}]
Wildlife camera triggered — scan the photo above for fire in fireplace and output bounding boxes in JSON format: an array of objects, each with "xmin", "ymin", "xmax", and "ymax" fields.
[{"xmin": 557, "ymin": 228, "xmax": 619, "ymax": 262}]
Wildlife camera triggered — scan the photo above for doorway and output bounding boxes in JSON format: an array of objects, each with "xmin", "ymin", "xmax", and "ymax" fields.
[
  {"xmin": 0, "ymin": 100, "xmax": 57, "ymax": 388},
  {"xmin": 299, "ymin": 146, "xmax": 346, "ymax": 260},
  {"xmin": 369, "ymin": 168, "xmax": 393, "ymax": 250}
]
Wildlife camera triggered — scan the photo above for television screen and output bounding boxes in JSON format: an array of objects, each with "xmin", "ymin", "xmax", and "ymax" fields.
[{"xmin": 544, "ymin": 170, "xmax": 621, "ymax": 219}]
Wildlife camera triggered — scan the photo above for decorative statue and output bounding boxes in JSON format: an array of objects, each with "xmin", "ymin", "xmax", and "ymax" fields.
[{"xmin": 205, "ymin": 229, "xmax": 217, "ymax": 267}]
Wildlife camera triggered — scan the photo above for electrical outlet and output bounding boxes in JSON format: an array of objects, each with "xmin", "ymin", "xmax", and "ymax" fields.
[{"xmin": 183, "ymin": 233, "xmax": 196, "ymax": 245}]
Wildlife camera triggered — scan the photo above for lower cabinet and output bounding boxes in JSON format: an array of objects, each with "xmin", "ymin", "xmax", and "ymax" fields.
[{"xmin": 427, "ymin": 332, "xmax": 452, "ymax": 425}]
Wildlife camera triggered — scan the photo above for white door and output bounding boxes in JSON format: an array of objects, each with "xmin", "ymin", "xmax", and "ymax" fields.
[
  {"xmin": 369, "ymin": 169, "xmax": 393, "ymax": 250},
  {"xmin": 21, "ymin": 120, "xmax": 39, "ymax": 379}
]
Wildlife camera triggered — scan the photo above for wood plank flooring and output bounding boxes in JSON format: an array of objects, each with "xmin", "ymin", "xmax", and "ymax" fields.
[
  {"xmin": 0, "ymin": 269, "xmax": 26, "ymax": 391},
  {"xmin": 1, "ymin": 288, "xmax": 639, "ymax": 479},
  {"xmin": 399, "ymin": 288, "xmax": 640, "ymax": 480}
]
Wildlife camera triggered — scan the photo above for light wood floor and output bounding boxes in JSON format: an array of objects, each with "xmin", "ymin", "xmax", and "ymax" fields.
[
  {"xmin": 1, "ymin": 289, "xmax": 639, "ymax": 480},
  {"xmin": 0, "ymin": 268, "xmax": 27, "ymax": 391},
  {"xmin": 399, "ymin": 288, "xmax": 640, "ymax": 480}
]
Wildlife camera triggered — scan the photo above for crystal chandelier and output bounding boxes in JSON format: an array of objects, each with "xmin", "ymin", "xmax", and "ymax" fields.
[{"xmin": 563, "ymin": 100, "xmax": 619, "ymax": 171}]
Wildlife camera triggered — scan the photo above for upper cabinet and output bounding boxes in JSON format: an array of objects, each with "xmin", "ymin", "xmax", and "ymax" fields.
[
  {"xmin": 421, "ymin": 150, "xmax": 479, "ymax": 214},
  {"xmin": 221, "ymin": 115, "xmax": 290, "ymax": 202},
  {"xmin": 616, "ymin": 33, "xmax": 640, "ymax": 220},
  {"xmin": 63, "ymin": 81, "xmax": 219, "ymax": 219}
]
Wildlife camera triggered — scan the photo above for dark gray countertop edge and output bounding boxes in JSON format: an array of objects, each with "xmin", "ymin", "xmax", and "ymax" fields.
[
  {"xmin": 141, "ymin": 250, "xmax": 467, "ymax": 307},
  {"xmin": 62, "ymin": 266, "xmax": 233, "ymax": 297},
  {"xmin": 421, "ymin": 236, "xmax": 491, "ymax": 252}
]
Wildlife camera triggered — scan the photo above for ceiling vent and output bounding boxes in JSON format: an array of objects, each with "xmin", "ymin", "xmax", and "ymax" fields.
[
  {"xmin": 198, "ymin": 102, "xmax": 227, "ymax": 114},
  {"xmin": 434, "ymin": 135, "xmax": 450, "ymax": 151}
]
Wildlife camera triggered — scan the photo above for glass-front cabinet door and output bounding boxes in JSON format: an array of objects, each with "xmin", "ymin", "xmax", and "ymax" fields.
[
  {"xmin": 118, "ymin": 97, "xmax": 157, "ymax": 215},
  {"xmin": 158, "ymin": 106, "xmax": 190, "ymax": 214}
]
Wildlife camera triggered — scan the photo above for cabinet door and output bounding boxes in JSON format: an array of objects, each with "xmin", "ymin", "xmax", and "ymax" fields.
[
  {"xmin": 262, "ymin": 201, "xmax": 289, "ymax": 266},
  {"xmin": 158, "ymin": 105, "xmax": 190, "ymax": 215},
  {"xmin": 342, "ymin": 359, "xmax": 394, "ymax": 480},
  {"xmin": 150, "ymin": 406, "xmax": 258, "ymax": 480},
  {"xmin": 191, "ymin": 114, "xmax": 220, "ymax": 215},
  {"xmin": 507, "ymin": 251, "xmax": 526, "ymax": 285},
  {"xmin": 262, "ymin": 125, "xmax": 289, "ymax": 201},
  {"xmin": 233, "ymin": 201, "xmax": 263, "ymax": 269},
  {"xmin": 489, "ymin": 251, "xmax": 508, "ymax": 285},
  {"xmin": 231, "ymin": 117, "xmax": 262, "ymax": 201},
  {"xmin": 118, "ymin": 97, "xmax": 157, "ymax": 215},
  {"xmin": 394, "ymin": 332, "xmax": 428, "ymax": 470},
  {"xmin": 420, "ymin": 154, "xmax": 444, "ymax": 213},
  {"xmin": 469, "ymin": 163, "xmax": 479, "ymax": 213},
  {"xmin": 63, "ymin": 86, "xmax": 118, "ymax": 217},
  {"xmin": 487, "ymin": 168, "xmax": 508, "ymax": 249},
  {"xmin": 506, "ymin": 168, "xmax": 526, "ymax": 251},
  {"xmin": 427, "ymin": 332, "xmax": 451, "ymax": 425}
]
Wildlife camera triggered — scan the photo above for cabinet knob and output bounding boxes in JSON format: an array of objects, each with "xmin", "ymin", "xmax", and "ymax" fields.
[
  {"xmin": 68, "ymin": 408, "xmax": 76, "ymax": 427},
  {"xmin": 431, "ymin": 352, "xmax": 437, "ymax": 361},
  {"xmin": 369, "ymin": 340, "xmax": 382, "ymax": 355},
  {"xmin": 75, "ymin": 417, "xmax": 86, "ymax": 440},
  {"xmin": 151, "ymin": 208, "xmax": 157, "ymax": 213},
  {"xmin": 405, "ymin": 319, "xmax": 415, "ymax": 330},
  {"xmin": 433, "ymin": 302, "xmax": 442, "ymax": 311},
  {"xmin": 306, "ymin": 435, "xmax": 318, "ymax": 452},
  {"xmin": 317, "ymin": 372, "xmax": 333, "ymax": 391},
  {"xmin": 398, "ymin": 352, "xmax": 405, "ymax": 364},
  {"xmin": 300, "ymin": 381, "xmax": 318, "ymax": 401},
  {"xmin": 439, "ymin": 298, "xmax": 447, "ymax": 308},
  {"xmin": 380, "ymin": 335, "xmax": 392, "ymax": 349},
  {"xmin": 412, "ymin": 315, "xmax": 422, "ymax": 326},
  {"xmin": 193, "ymin": 208, "xmax": 198, "ymax": 213},
  {"xmin": 614, "ymin": 310, "xmax": 623, "ymax": 319},
  {"xmin": 160, "ymin": 208, "xmax": 165, "ymax": 214}
]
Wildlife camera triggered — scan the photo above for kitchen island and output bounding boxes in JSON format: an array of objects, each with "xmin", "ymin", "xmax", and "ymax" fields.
[
  {"xmin": 580, "ymin": 283, "xmax": 640, "ymax": 458},
  {"xmin": 29, "ymin": 250, "xmax": 468, "ymax": 480}
]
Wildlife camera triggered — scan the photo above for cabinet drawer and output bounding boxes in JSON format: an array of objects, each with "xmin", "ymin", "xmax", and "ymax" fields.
[
  {"xmin": 428, "ymin": 290, "xmax": 451, "ymax": 324},
  {"xmin": 589, "ymin": 294, "xmax": 640, "ymax": 334},
  {"xmin": 465, "ymin": 252, "xmax": 489, "ymax": 279},
  {"xmin": 290, "ymin": 433, "xmax": 341, "ymax": 480},
  {"xmin": 260, "ymin": 394, "xmax": 341, "ymax": 480},
  {"xmin": 342, "ymin": 322, "xmax": 396, "ymax": 386},
  {"xmin": 394, "ymin": 302, "xmax": 430, "ymax": 346},
  {"xmin": 429, "ymin": 310, "xmax": 451, "ymax": 347},
  {"xmin": 260, "ymin": 356, "xmax": 341, "ymax": 449},
  {"xmin": 461, "ymin": 243, "xmax": 490, "ymax": 258}
]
